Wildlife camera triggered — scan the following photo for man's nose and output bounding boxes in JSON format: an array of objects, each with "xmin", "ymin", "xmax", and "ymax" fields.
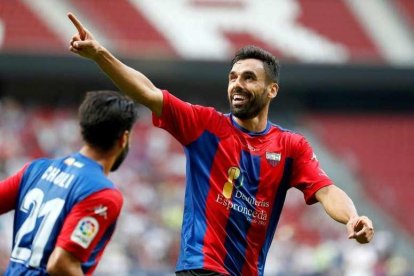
[{"xmin": 232, "ymin": 77, "xmax": 243, "ymax": 90}]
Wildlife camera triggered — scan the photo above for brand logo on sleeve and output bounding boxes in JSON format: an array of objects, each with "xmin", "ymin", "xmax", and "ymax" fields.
[
  {"xmin": 94, "ymin": 205, "xmax": 108, "ymax": 219},
  {"xmin": 70, "ymin": 217, "xmax": 99, "ymax": 249}
]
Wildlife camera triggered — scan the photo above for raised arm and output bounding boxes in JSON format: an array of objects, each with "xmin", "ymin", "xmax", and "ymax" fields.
[
  {"xmin": 315, "ymin": 185, "xmax": 374, "ymax": 244},
  {"xmin": 67, "ymin": 12, "xmax": 163, "ymax": 116}
]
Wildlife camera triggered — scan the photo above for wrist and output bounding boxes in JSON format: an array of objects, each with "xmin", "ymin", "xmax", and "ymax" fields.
[
  {"xmin": 347, "ymin": 215, "xmax": 359, "ymax": 224},
  {"xmin": 93, "ymin": 45, "xmax": 109, "ymax": 63}
]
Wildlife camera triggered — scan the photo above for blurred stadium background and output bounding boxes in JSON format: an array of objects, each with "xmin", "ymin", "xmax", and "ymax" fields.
[{"xmin": 0, "ymin": 0, "xmax": 413, "ymax": 275}]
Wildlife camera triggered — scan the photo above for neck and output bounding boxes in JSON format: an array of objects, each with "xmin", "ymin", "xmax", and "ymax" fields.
[
  {"xmin": 232, "ymin": 108, "xmax": 269, "ymax": 133},
  {"xmin": 79, "ymin": 145, "xmax": 116, "ymax": 175}
]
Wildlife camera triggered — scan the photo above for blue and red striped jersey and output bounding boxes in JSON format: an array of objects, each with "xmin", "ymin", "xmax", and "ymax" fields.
[
  {"xmin": 2, "ymin": 152, "xmax": 123, "ymax": 275},
  {"xmin": 153, "ymin": 91, "xmax": 332, "ymax": 276}
]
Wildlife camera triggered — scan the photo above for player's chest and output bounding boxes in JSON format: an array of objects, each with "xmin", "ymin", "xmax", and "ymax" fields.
[{"xmin": 213, "ymin": 134, "xmax": 290, "ymax": 189}]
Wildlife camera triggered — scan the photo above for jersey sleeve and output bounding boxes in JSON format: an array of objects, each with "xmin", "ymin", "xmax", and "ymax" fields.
[
  {"xmin": 56, "ymin": 188, "xmax": 123, "ymax": 262},
  {"xmin": 152, "ymin": 90, "xmax": 217, "ymax": 145},
  {"xmin": 0, "ymin": 164, "xmax": 28, "ymax": 214},
  {"xmin": 290, "ymin": 136, "xmax": 333, "ymax": 205}
]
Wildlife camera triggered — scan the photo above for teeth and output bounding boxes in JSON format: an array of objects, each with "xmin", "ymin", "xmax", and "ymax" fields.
[{"xmin": 233, "ymin": 94, "xmax": 246, "ymax": 101}]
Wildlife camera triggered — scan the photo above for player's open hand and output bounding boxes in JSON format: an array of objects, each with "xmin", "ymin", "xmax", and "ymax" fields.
[
  {"xmin": 347, "ymin": 216, "xmax": 374, "ymax": 244},
  {"xmin": 68, "ymin": 12, "xmax": 101, "ymax": 60}
]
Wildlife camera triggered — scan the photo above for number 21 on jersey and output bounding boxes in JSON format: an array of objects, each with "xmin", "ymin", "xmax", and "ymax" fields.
[{"xmin": 11, "ymin": 188, "xmax": 65, "ymax": 267}]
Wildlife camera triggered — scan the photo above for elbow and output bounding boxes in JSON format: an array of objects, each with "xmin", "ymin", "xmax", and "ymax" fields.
[
  {"xmin": 47, "ymin": 247, "xmax": 82, "ymax": 275},
  {"xmin": 46, "ymin": 254, "xmax": 74, "ymax": 275},
  {"xmin": 47, "ymin": 261, "xmax": 81, "ymax": 276},
  {"xmin": 46, "ymin": 260, "xmax": 64, "ymax": 275},
  {"xmin": 47, "ymin": 257, "xmax": 82, "ymax": 275},
  {"xmin": 314, "ymin": 185, "xmax": 333, "ymax": 204}
]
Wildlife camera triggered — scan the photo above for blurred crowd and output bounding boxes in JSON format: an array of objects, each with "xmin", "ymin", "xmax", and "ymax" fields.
[{"xmin": 0, "ymin": 98, "xmax": 413, "ymax": 276}]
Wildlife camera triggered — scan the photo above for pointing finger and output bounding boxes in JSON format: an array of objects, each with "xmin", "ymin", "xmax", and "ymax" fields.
[{"xmin": 68, "ymin": 12, "xmax": 86, "ymax": 40}]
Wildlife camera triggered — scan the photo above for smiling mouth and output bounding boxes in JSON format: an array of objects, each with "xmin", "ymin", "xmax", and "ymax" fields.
[{"xmin": 232, "ymin": 93, "xmax": 249, "ymax": 106}]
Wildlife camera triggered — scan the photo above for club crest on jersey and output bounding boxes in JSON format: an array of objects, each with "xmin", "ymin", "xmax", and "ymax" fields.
[
  {"xmin": 71, "ymin": 216, "xmax": 99, "ymax": 249},
  {"xmin": 266, "ymin": 152, "xmax": 281, "ymax": 167}
]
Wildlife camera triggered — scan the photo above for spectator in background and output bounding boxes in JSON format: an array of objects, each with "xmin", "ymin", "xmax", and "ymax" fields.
[
  {"xmin": 68, "ymin": 13, "xmax": 374, "ymax": 276},
  {"xmin": 0, "ymin": 91, "xmax": 138, "ymax": 275}
]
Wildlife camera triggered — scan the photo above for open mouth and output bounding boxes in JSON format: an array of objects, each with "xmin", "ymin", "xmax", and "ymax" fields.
[{"xmin": 232, "ymin": 93, "xmax": 249, "ymax": 106}]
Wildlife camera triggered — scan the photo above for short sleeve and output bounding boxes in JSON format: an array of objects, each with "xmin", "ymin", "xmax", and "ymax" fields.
[
  {"xmin": 0, "ymin": 164, "xmax": 29, "ymax": 214},
  {"xmin": 290, "ymin": 136, "xmax": 333, "ymax": 204},
  {"xmin": 56, "ymin": 189, "xmax": 123, "ymax": 262},
  {"xmin": 152, "ymin": 90, "xmax": 217, "ymax": 145}
]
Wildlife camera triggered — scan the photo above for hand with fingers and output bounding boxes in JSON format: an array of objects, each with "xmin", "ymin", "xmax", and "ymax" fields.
[
  {"xmin": 347, "ymin": 216, "xmax": 374, "ymax": 244},
  {"xmin": 67, "ymin": 12, "xmax": 102, "ymax": 60}
]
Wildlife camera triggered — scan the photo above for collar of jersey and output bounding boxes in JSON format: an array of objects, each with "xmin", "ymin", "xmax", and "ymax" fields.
[
  {"xmin": 73, "ymin": 152, "xmax": 104, "ymax": 171},
  {"xmin": 230, "ymin": 114, "xmax": 271, "ymax": 136}
]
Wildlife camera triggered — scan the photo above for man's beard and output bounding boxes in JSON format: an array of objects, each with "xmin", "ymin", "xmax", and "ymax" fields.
[
  {"xmin": 111, "ymin": 142, "xmax": 129, "ymax": 172},
  {"xmin": 230, "ymin": 88, "xmax": 268, "ymax": 120}
]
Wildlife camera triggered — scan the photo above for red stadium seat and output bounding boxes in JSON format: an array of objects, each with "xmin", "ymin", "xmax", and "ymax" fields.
[
  {"xmin": 0, "ymin": 0, "xmax": 62, "ymax": 53},
  {"xmin": 297, "ymin": 0, "xmax": 382, "ymax": 62},
  {"xmin": 69, "ymin": 0, "xmax": 175, "ymax": 57},
  {"xmin": 395, "ymin": 0, "xmax": 414, "ymax": 28}
]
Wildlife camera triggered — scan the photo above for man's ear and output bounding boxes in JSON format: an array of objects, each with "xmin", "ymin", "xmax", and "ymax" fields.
[
  {"xmin": 119, "ymin": 130, "xmax": 129, "ymax": 148},
  {"xmin": 268, "ymin": 82, "xmax": 279, "ymax": 99}
]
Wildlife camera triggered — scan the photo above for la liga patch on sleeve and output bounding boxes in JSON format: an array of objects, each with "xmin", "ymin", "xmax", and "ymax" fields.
[{"xmin": 70, "ymin": 216, "xmax": 100, "ymax": 249}]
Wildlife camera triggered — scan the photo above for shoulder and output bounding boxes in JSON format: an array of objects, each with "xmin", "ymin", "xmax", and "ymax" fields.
[
  {"xmin": 84, "ymin": 189, "xmax": 123, "ymax": 208},
  {"xmin": 268, "ymin": 122, "xmax": 304, "ymax": 140},
  {"xmin": 71, "ymin": 175, "xmax": 118, "ymax": 205},
  {"xmin": 21, "ymin": 158, "xmax": 54, "ymax": 180},
  {"xmin": 164, "ymin": 90, "xmax": 220, "ymax": 115},
  {"xmin": 26, "ymin": 157, "xmax": 52, "ymax": 170},
  {"xmin": 75, "ymin": 188, "xmax": 124, "ymax": 217},
  {"xmin": 267, "ymin": 123, "xmax": 311, "ymax": 154}
]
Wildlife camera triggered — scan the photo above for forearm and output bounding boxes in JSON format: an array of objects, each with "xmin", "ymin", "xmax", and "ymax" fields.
[
  {"xmin": 93, "ymin": 47, "xmax": 163, "ymax": 115},
  {"xmin": 315, "ymin": 185, "xmax": 374, "ymax": 243},
  {"xmin": 315, "ymin": 185, "xmax": 358, "ymax": 224}
]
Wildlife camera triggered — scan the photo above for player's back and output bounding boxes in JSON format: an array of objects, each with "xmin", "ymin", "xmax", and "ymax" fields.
[{"xmin": 5, "ymin": 152, "xmax": 115, "ymax": 275}]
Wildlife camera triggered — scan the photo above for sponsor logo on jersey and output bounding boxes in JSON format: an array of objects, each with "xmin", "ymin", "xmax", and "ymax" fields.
[
  {"xmin": 71, "ymin": 217, "xmax": 99, "ymax": 249},
  {"xmin": 216, "ymin": 166, "xmax": 269, "ymax": 225},
  {"xmin": 222, "ymin": 167, "xmax": 243, "ymax": 199},
  {"xmin": 265, "ymin": 152, "xmax": 281, "ymax": 167},
  {"xmin": 215, "ymin": 190, "xmax": 270, "ymax": 226}
]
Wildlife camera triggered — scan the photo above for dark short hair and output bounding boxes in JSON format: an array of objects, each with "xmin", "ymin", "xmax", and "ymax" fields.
[
  {"xmin": 79, "ymin": 90, "xmax": 138, "ymax": 151},
  {"xmin": 231, "ymin": 45, "xmax": 280, "ymax": 83}
]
